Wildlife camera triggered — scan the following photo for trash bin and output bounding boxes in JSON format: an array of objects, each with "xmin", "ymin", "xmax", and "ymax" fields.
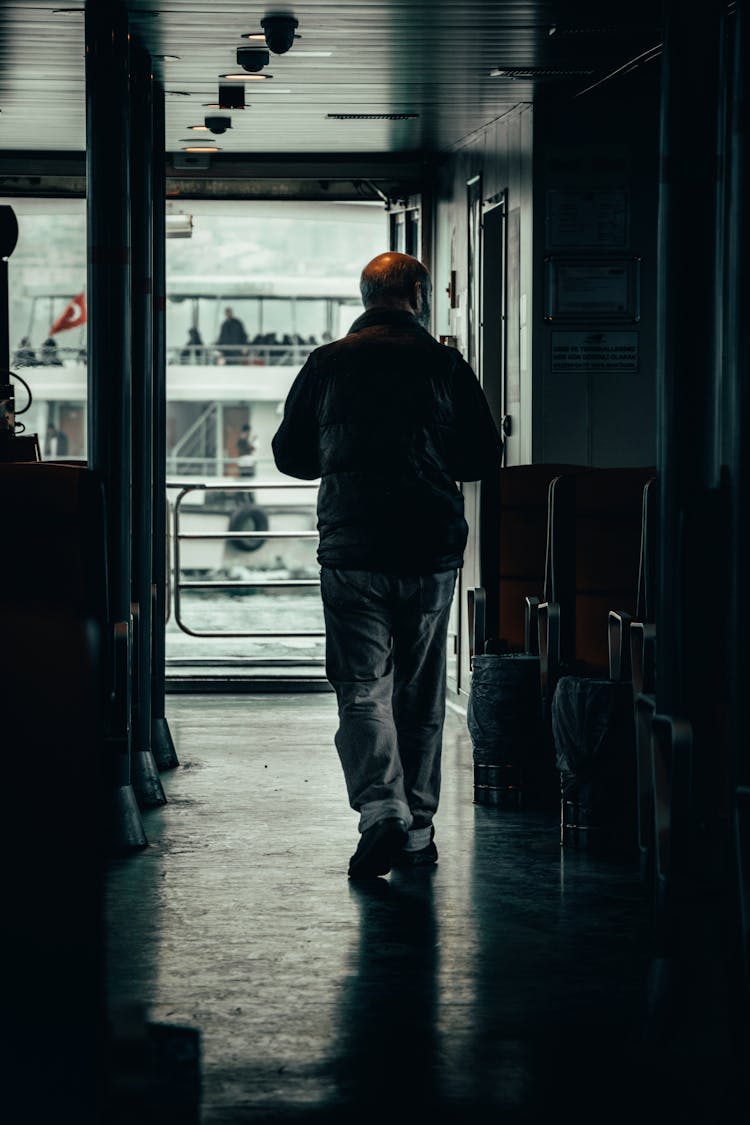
[
  {"xmin": 552, "ymin": 675, "xmax": 636, "ymax": 853},
  {"xmin": 467, "ymin": 652, "xmax": 543, "ymax": 807}
]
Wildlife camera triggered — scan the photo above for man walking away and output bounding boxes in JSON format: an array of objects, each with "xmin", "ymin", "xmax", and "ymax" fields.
[{"xmin": 272, "ymin": 252, "xmax": 502, "ymax": 879}]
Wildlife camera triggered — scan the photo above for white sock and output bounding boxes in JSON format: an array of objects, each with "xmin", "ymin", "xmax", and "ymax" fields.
[{"xmin": 404, "ymin": 826, "xmax": 432, "ymax": 852}]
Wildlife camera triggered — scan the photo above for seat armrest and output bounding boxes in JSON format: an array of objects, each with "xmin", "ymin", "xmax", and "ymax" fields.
[
  {"xmin": 651, "ymin": 714, "xmax": 693, "ymax": 888},
  {"xmin": 630, "ymin": 622, "xmax": 656, "ymax": 696},
  {"xmin": 642, "ymin": 625, "xmax": 656, "ymax": 694},
  {"xmin": 538, "ymin": 600, "xmax": 561, "ymax": 717},
  {"xmin": 525, "ymin": 596, "xmax": 540, "ymax": 655},
  {"xmin": 608, "ymin": 609, "xmax": 633, "ymax": 681},
  {"xmin": 467, "ymin": 586, "xmax": 486, "ymax": 664}
]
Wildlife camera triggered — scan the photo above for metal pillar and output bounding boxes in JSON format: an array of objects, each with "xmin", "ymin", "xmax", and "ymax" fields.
[
  {"xmin": 129, "ymin": 39, "xmax": 166, "ymax": 809},
  {"xmin": 85, "ymin": 0, "xmax": 146, "ymax": 849},
  {"xmin": 0, "ymin": 212, "xmax": 13, "ymax": 367},
  {"xmin": 150, "ymin": 76, "xmax": 179, "ymax": 771},
  {"xmin": 651, "ymin": 6, "xmax": 739, "ymax": 1068},
  {"xmin": 655, "ymin": 0, "xmax": 723, "ymax": 717},
  {"xmin": 728, "ymin": 0, "xmax": 750, "ymax": 995},
  {"xmin": 0, "ymin": 212, "xmax": 14, "ymax": 453}
]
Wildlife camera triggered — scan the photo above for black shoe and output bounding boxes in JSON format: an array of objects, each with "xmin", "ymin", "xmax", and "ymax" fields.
[
  {"xmin": 348, "ymin": 817, "xmax": 409, "ymax": 880},
  {"xmin": 392, "ymin": 828, "xmax": 438, "ymax": 868}
]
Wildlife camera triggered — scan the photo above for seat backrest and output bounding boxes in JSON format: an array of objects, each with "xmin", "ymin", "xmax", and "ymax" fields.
[
  {"xmin": 485, "ymin": 463, "xmax": 589, "ymax": 651},
  {"xmin": 0, "ymin": 462, "xmax": 108, "ymax": 622},
  {"xmin": 545, "ymin": 466, "xmax": 656, "ymax": 673}
]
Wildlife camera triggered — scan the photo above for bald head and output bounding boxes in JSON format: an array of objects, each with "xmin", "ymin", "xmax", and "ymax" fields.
[{"xmin": 359, "ymin": 251, "xmax": 432, "ymax": 328}]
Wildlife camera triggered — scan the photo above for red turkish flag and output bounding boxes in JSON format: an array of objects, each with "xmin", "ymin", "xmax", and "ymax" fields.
[{"xmin": 49, "ymin": 292, "xmax": 87, "ymax": 335}]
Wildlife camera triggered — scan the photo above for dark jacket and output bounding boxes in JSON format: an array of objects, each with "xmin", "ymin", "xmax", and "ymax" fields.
[{"xmin": 271, "ymin": 307, "xmax": 502, "ymax": 574}]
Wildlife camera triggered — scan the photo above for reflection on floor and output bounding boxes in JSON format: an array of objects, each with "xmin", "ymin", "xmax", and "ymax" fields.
[{"xmin": 105, "ymin": 695, "xmax": 733, "ymax": 1124}]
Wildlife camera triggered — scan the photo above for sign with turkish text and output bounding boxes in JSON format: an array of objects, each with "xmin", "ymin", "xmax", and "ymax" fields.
[{"xmin": 550, "ymin": 331, "xmax": 639, "ymax": 373}]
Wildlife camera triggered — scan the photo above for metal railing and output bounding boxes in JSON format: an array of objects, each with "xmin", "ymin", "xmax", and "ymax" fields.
[
  {"xmin": 13, "ymin": 343, "xmax": 87, "ymax": 366},
  {"xmin": 167, "ymin": 342, "xmax": 315, "ymax": 367},
  {"xmin": 171, "ymin": 479, "xmax": 323, "ymax": 641}
]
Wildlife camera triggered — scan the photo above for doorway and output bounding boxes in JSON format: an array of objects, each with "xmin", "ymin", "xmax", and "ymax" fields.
[{"xmin": 456, "ymin": 186, "xmax": 508, "ymax": 695}]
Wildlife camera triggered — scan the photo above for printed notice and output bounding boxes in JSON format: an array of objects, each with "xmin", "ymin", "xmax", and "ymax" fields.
[
  {"xmin": 546, "ymin": 190, "xmax": 628, "ymax": 248},
  {"xmin": 545, "ymin": 257, "xmax": 640, "ymax": 320},
  {"xmin": 551, "ymin": 331, "xmax": 639, "ymax": 374}
]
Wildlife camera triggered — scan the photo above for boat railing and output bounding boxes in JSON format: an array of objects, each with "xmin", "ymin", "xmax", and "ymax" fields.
[
  {"xmin": 12, "ymin": 343, "xmax": 87, "ymax": 367},
  {"xmin": 11, "ymin": 341, "xmax": 317, "ymax": 369},
  {"xmin": 170, "ymin": 479, "xmax": 322, "ymax": 641},
  {"xmin": 167, "ymin": 342, "xmax": 315, "ymax": 367}
]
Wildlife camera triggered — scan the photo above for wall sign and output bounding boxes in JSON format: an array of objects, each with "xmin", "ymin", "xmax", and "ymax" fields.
[
  {"xmin": 545, "ymin": 257, "xmax": 640, "ymax": 321},
  {"xmin": 546, "ymin": 190, "xmax": 629, "ymax": 249},
  {"xmin": 551, "ymin": 331, "xmax": 639, "ymax": 373}
]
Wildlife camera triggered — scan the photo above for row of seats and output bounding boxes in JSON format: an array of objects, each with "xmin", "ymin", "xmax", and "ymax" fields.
[
  {"xmin": 1, "ymin": 461, "xmax": 110, "ymax": 1122},
  {"xmin": 468, "ymin": 463, "xmax": 656, "ymax": 861},
  {"xmin": 1, "ymin": 459, "xmax": 187, "ymax": 1119}
]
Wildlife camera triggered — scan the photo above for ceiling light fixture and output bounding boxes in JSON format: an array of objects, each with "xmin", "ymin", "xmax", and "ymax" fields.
[
  {"xmin": 241, "ymin": 29, "xmax": 301, "ymax": 44},
  {"xmin": 187, "ymin": 124, "xmax": 210, "ymax": 131},
  {"xmin": 182, "ymin": 146, "xmax": 221, "ymax": 153},
  {"xmin": 218, "ymin": 72, "xmax": 273, "ymax": 81}
]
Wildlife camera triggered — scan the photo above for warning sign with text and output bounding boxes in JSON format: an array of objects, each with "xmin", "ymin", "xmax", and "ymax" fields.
[{"xmin": 550, "ymin": 331, "xmax": 639, "ymax": 374}]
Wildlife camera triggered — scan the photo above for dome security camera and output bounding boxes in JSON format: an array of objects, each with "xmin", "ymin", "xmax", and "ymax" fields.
[
  {"xmin": 261, "ymin": 13, "xmax": 298, "ymax": 54},
  {"xmin": 237, "ymin": 45, "xmax": 270, "ymax": 72},
  {"xmin": 205, "ymin": 115, "xmax": 232, "ymax": 135}
]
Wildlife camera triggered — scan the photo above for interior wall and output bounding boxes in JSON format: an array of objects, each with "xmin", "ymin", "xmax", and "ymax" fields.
[
  {"xmin": 532, "ymin": 91, "xmax": 659, "ymax": 468},
  {"xmin": 434, "ymin": 104, "xmax": 534, "ymax": 467},
  {"xmin": 433, "ymin": 105, "xmax": 534, "ymax": 694}
]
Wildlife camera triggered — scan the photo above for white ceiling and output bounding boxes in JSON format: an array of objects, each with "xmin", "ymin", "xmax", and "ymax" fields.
[{"xmin": 0, "ymin": 1, "xmax": 661, "ymax": 156}]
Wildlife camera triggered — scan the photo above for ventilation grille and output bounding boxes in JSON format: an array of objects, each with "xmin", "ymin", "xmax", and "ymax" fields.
[
  {"xmin": 548, "ymin": 27, "xmax": 621, "ymax": 36},
  {"xmin": 490, "ymin": 66, "xmax": 596, "ymax": 79},
  {"xmin": 326, "ymin": 112, "xmax": 419, "ymax": 120}
]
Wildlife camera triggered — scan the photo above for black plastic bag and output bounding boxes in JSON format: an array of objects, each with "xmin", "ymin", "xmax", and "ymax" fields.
[
  {"xmin": 552, "ymin": 674, "xmax": 636, "ymax": 849},
  {"xmin": 467, "ymin": 653, "xmax": 542, "ymax": 765}
]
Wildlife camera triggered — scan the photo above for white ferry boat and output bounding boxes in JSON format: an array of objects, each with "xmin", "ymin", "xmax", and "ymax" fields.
[{"xmin": 14, "ymin": 274, "xmax": 362, "ymax": 575}]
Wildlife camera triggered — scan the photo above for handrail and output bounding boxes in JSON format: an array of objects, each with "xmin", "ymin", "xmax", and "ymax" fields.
[
  {"xmin": 166, "ymin": 342, "xmax": 315, "ymax": 367},
  {"xmin": 170, "ymin": 401, "xmax": 217, "ymax": 460},
  {"xmin": 171, "ymin": 479, "xmax": 324, "ymax": 641}
]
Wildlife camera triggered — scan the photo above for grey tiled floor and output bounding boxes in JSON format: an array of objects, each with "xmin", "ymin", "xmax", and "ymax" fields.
[{"xmin": 105, "ymin": 695, "xmax": 733, "ymax": 1124}]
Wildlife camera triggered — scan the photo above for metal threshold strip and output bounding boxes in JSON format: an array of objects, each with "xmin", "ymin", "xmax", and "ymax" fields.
[{"xmin": 167, "ymin": 674, "xmax": 331, "ymax": 694}]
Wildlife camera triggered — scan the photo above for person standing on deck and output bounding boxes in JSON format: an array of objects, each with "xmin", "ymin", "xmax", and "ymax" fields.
[
  {"xmin": 216, "ymin": 306, "xmax": 248, "ymax": 364},
  {"xmin": 272, "ymin": 252, "xmax": 502, "ymax": 879}
]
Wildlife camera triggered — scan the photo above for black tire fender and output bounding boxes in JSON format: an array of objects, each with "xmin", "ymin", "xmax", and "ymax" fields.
[{"xmin": 227, "ymin": 504, "xmax": 269, "ymax": 552}]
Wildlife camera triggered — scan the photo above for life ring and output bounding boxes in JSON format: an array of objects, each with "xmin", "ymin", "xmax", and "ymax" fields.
[{"xmin": 227, "ymin": 504, "xmax": 269, "ymax": 552}]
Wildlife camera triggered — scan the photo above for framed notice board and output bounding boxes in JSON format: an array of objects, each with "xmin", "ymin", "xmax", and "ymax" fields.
[
  {"xmin": 544, "ymin": 257, "xmax": 641, "ymax": 321},
  {"xmin": 545, "ymin": 190, "xmax": 629, "ymax": 249}
]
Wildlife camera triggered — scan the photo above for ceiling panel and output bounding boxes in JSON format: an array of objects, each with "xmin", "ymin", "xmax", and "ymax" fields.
[{"xmin": 0, "ymin": 1, "xmax": 662, "ymax": 156}]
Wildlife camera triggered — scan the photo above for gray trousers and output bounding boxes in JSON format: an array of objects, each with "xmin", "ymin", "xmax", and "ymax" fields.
[{"xmin": 320, "ymin": 567, "xmax": 457, "ymax": 834}]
